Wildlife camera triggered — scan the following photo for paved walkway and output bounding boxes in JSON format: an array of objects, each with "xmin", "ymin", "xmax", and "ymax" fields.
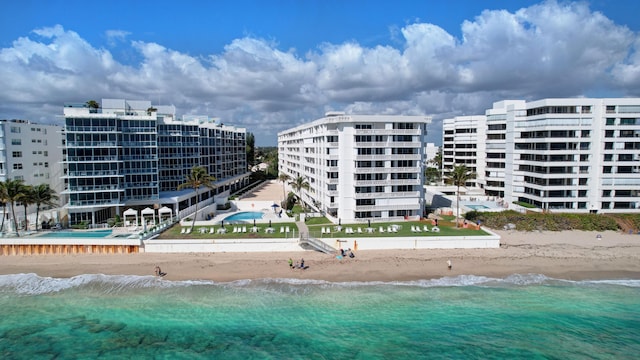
[{"xmin": 239, "ymin": 180, "xmax": 286, "ymax": 202}]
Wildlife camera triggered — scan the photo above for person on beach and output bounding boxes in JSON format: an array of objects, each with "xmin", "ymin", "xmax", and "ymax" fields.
[
  {"xmin": 154, "ymin": 266, "xmax": 166, "ymax": 277},
  {"xmin": 288, "ymin": 258, "xmax": 293, "ymax": 269},
  {"xmin": 300, "ymin": 258, "xmax": 305, "ymax": 269},
  {"xmin": 447, "ymin": 259, "xmax": 452, "ymax": 271}
]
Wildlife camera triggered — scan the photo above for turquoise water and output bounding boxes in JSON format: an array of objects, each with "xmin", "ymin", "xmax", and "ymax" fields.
[
  {"xmin": 34, "ymin": 230, "xmax": 113, "ymax": 238},
  {"xmin": 1, "ymin": 274, "xmax": 639, "ymax": 359},
  {"xmin": 224, "ymin": 211, "xmax": 265, "ymax": 221}
]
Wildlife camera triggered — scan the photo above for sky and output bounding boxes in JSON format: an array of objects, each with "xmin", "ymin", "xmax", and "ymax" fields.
[{"xmin": 2, "ymin": 0, "xmax": 640, "ymax": 146}]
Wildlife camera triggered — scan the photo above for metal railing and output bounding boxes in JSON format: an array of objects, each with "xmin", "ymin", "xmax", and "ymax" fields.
[{"xmin": 298, "ymin": 233, "xmax": 336, "ymax": 254}]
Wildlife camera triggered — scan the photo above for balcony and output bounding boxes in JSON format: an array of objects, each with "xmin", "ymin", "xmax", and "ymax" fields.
[
  {"xmin": 66, "ymin": 171, "xmax": 121, "ymax": 177},
  {"xmin": 356, "ymin": 204, "xmax": 419, "ymax": 211}
]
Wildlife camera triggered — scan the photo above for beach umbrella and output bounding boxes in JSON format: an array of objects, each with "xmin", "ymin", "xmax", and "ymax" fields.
[
  {"xmin": 269, "ymin": 220, "xmax": 272, "ymax": 227},
  {"xmin": 221, "ymin": 220, "xmax": 224, "ymax": 227},
  {"xmin": 253, "ymin": 219, "xmax": 256, "ymax": 226},
  {"xmin": 339, "ymin": 218, "xmax": 341, "ymax": 226},
  {"xmin": 368, "ymin": 219, "xmax": 371, "ymax": 228}
]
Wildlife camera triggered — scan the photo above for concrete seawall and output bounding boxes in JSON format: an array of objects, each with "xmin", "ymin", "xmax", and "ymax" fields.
[{"xmin": 1, "ymin": 230, "xmax": 501, "ymax": 255}]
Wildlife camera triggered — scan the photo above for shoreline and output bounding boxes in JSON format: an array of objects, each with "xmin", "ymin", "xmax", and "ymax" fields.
[{"xmin": 1, "ymin": 230, "xmax": 639, "ymax": 282}]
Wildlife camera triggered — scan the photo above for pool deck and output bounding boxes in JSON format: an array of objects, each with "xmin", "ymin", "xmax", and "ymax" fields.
[
  {"xmin": 0, "ymin": 180, "xmax": 502, "ymax": 255},
  {"xmin": 187, "ymin": 180, "xmax": 296, "ymax": 227}
]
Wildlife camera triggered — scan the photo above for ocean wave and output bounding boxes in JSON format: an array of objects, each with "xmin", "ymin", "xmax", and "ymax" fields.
[
  {"xmin": 1, "ymin": 273, "xmax": 639, "ymax": 295},
  {"xmin": 0, "ymin": 273, "xmax": 215, "ymax": 295}
]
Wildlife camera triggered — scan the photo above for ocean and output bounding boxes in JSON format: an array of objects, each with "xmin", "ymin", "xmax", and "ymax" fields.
[{"xmin": 1, "ymin": 273, "xmax": 638, "ymax": 359}]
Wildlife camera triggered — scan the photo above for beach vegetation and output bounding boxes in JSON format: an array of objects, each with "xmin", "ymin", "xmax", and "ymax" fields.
[
  {"xmin": 177, "ymin": 166, "xmax": 216, "ymax": 232},
  {"xmin": 464, "ymin": 210, "xmax": 626, "ymax": 232}
]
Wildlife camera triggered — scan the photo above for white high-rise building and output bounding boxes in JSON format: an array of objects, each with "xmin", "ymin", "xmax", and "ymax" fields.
[
  {"xmin": 442, "ymin": 115, "xmax": 487, "ymax": 189},
  {"xmin": 0, "ymin": 119, "xmax": 66, "ymax": 226},
  {"xmin": 278, "ymin": 112, "xmax": 432, "ymax": 223},
  {"xmin": 450, "ymin": 98, "xmax": 640, "ymax": 213}
]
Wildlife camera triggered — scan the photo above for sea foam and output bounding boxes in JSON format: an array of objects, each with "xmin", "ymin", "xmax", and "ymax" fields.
[{"xmin": 1, "ymin": 273, "xmax": 638, "ymax": 296}]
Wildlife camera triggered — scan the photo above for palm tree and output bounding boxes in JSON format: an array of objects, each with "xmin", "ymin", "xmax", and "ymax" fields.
[
  {"xmin": 289, "ymin": 175, "xmax": 310, "ymax": 213},
  {"xmin": 5, "ymin": 179, "xmax": 26, "ymax": 236},
  {"xmin": 0, "ymin": 181, "xmax": 8, "ymax": 232},
  {"xmin": 32, "ymin": 184, "xmax": 59, "ymax": 231},
  {"xmin": 86, "ymin": 100, "xmax": 100, "ymax": 111},
  {"xmin": 177, "ymin": 166, "xmax": 216, "ymax": 231},
  {"xmin": 0, "ymin": 181, "xmax": 9, "ymax": 231},
  {"xmin": 277, "ymin": 173, "xmax": 290, "ymax": 210},
  {"xmin": 21, "ymin": 184, "xmax": 35, "ymax": 231},
  {"xmin": 446, "ymin": 164, "xmax": 475, "ymax": 228}
]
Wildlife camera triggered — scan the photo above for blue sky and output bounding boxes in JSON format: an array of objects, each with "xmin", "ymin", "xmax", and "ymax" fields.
[{"xmin": 2, "ymin": 0, "xmax": 640, "ymax": 145}]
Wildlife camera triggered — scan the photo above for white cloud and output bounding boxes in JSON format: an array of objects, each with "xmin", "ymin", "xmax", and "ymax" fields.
[
  {"xmin": 0, "ymin": 1, "xmax": 639, "ymax": 145},
  {"xmin": 105, "ymin": 29, "xmax": 131, "ymax": 47}
]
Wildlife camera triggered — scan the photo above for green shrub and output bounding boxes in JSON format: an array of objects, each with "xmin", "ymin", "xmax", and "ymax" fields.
[{"xmin": 470, "ymin": 211, "xmax": 626, "ymax": 232}]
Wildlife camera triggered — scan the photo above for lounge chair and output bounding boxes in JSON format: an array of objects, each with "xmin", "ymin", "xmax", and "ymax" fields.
[
  {"xmin": 242, "ymin": 226, "xmax": 247, "ymax": 233},
  {"xmin": 387, "ymin": 226, "xmax": 393, "ymax": 233},
  {"xmin": 285, "ymin": 226, "xmax": 290, "ymax": 233},
  {"xmin": 379, "ymin": 226, "xmax": 385, "ymax": 233},
  {"xmin": 411, "ymin": 226, "xmax": 416, "ymax": 232},
  {"xmin": 185, "ymin": 227, "xmax": 191, "ymax": 234},
  {"xmin": 321, "ymin": 227, "xmax": 326, "ymax": 234},
  {"xmin": 357, "ymin": 227, "xmax": 362, "ymax": 233},
  {"xmin": 432, "ymin": 226, "xmax": 440, "ymax": 233},
  {"xmin": 423, "ymin": 225, "xmax": 430, "ymax": 232},
  {"xmin": 180, "ymin": 228, "xmax": 186, "ymax": 234},
  {"xmin": 280, "ymin": 227, "xmax": 285, "ymax": 233}
]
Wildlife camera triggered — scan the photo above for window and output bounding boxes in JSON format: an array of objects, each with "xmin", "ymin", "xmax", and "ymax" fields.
[
  {"xmin": 12, "ymin": 139, "xmax": 21, "ymax": 145},
  {"xmin": 12, "ymin": 151, "xmax": 22, "ymax": 158},
  {"xmin": 10, "ymin": 126, "xmax": 20, "ymax": 133},
  {"xmin": 13, "ymin": 164, "xmax": 22, "ymax": 170}
]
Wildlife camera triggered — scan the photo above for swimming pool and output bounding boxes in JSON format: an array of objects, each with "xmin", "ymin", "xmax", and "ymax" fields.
[
  {"xmin": 466, "ymin": 204, "xmax": 490, "ymax": 210},
  {"xmin": 223, "ymin": 211, "xmax": 265, "ymax": 221},
  {"xmin": 35, "ymin": 230, "xmax": 113, "ymax": 238}
]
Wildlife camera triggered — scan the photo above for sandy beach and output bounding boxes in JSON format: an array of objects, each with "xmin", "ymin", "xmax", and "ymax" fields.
[{"xmin": 1, "ymin": 229, "xmax": 639, "ymax": 281}]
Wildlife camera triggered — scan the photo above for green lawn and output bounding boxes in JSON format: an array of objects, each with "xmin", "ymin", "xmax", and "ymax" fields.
[
  {"xmin": 156, "ymin": 223, "xmax": 300, "ymax": 239},
  {"xmin": 156, "ymin": 220, "xmax": 489, "ymax": 239},
  {"xmin": 306, "ymin": 221, "xmax": 488, "ymax": 238}
]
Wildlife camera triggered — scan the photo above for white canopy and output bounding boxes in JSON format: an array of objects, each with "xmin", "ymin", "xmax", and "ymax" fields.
[
  {"xmin": 123, "ymin": 208, "xmax": 138, "ymax": 227},
  {"xmin": 158, "ymin": 206, "xmax": 172, "ymax": 214},
  {"xmin": 141, "ymin": 207, "xmax": 155, "ymax": 229},
  {"xmin": 158, "ymin": 206, "xmax": 173, "ymax": 221},
  {"xmin": 123, "ymin": 208, "xmax": 137, "ymax": 216}
]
